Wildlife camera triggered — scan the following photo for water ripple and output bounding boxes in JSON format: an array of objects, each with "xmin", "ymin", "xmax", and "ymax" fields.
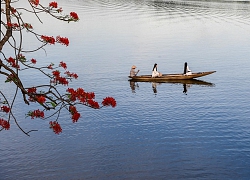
[{"xmin": 64, "ymin": 0, "xmax": 250, "ymax": 27}]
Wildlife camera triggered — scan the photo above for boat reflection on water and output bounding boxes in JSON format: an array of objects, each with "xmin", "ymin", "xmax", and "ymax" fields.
[
  {"xmin": 129, "ymin": 79, "xmax": 215, "ymax": 94},
  {"xmin": 129, "ymin": 81, "xmax": 139, "ymax": 93},
  {"xmin": 152, "ymin": 82, "xmax": 159, "ymax": 94}
]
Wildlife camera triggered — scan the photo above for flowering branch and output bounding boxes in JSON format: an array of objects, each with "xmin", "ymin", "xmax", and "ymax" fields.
[{"xmin": 0, "ymin": 0, "xmax": 116, "ymax": 135}]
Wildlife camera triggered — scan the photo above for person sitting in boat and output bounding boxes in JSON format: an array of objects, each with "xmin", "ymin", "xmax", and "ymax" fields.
[
  {"xmin": 152, "ymin": 63, "xmax": 162, "ymax": 78},
  {"xmin": 130, "ymin": 65, "xmax": 140, "ymax": 77},
  {"xmin": 186, "ymin": 65, "xmax": 192, "ymax": 75}
]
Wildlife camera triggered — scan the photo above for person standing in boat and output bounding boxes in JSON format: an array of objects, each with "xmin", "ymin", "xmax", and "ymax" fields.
[
  {"xmin": 152, "ymin": 63, "xmax": 162, "ymax": 78},
  {"xmin": 130, "ymin": 65, "xmax": 140, "ymax": 77}
]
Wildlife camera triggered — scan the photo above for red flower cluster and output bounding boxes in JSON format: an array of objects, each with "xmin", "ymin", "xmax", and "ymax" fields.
[
  {"xmin": 49, "ymin": 121, "xmax": 62, "ymax": 134},
  {"xmin": 30, "ymin": 0, "xmax": 39, "ymax": 6},
  {"xmin": 69, "ymin": 105, "xmax": 80, "ymax": 123},
  {"xmin": 27, "ymin": 87, "xmax": 37, "ymax": 94},
  {"xmin": 31, "ymin": 58, "xmax": 37, "ymax": 64},
  {"xmin": 1, "ymin": 106, "xmax": 10, "ymax": 113},
  {"xmin": 52, "ymin": 70, "xmax": 69, "ymax": 85},
  {"xmin": 69, "ymin": 105, "xmax": 77, "ymax": 114},
  {"xmin": 65, "ymin": 71, "xmax": 78, "ymax": 79},
  {"xmin": 70, "ymin": 12, "xmax": 79, "ymax": 21},
  {"xmin": 41, "ymin": 35, "xmax": 70, "ymax": 46},
  {"xmin": 0, "ymin": 119, "xmax": 10, "ymax": 130},
  {"xmin": 102, "ymin": 97, "xmax": 116, "ymax": 108},
  {"xmin": 49, "ymin": 1, "xmax": 58, "ymax": 8},
  {"xmin": 7, "ymin": 56, "xmax": 15, "ymax": 63},
  {"xmin": 52, "ymin": 70, "xmax": 60, "ymax": 77},
  {"xmin": 72, "ymin": 112, "xmax": 80, "ymax": 122},
  {"xmin": 7, "ymin": 57, "xmax": 20, "ymax": 69},
  {"xmin": 7, "ymin": 22, "xmax": 19, "ymax": 28},
  {"xmin": 37, "ymin": 96, "xmax": 46, "ymax": 104},
  {"xmin": 41, "ymin": 35, "xmax": 55, "ymax": 44},
  {"xmin": 87, "ymin": 99, "xmax": 100, "ymax": 109},
  {"xmin": 28, "ymin": 109, "xmax": 44, "ymax": 119},
  {"xmin": 66, "ymin": 88, "xmax": 100, "ymax": 109},
  {"xmin": 59, "ymin": 61, "xmax": 67, "ymax": 69},
  {"xmin": 56, "ymin": 77, "xmax": 68, "ymax": 85},
  {"xmin": 56, "ymin": 36, "xmax": 69, "ymax": 46}
]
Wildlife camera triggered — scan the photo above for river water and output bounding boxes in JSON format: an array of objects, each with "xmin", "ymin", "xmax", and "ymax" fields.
[{"xmin": 1, "ymin": 0, "xmax": 250, "ymax": 179}]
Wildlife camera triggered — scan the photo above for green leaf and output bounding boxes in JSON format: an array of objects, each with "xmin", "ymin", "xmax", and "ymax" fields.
[
  {"xmin": 50, "ymin": 102, "xmax": 57, "ymax": 108},
  {"xmin": 45, "ymin": 101, "xmax": 56, "ymax": 107}
]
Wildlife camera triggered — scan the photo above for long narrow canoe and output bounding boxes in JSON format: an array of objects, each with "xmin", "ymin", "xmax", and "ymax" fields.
[{"xmin": 128, "ymin": 71, "xmax": 216, "ymax": 82}]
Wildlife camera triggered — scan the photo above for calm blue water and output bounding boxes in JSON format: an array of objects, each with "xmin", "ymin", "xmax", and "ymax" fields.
[{"xmin": 1, "ymin": 0, "xmax": 250, "ymax": 179}]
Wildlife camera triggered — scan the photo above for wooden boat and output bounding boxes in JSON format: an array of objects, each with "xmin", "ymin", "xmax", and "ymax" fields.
[{"xmin": 129, "ymin": 71, "xmax": 216, "ymax": 82}]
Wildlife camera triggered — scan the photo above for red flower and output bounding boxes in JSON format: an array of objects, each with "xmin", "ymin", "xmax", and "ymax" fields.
[
  {"xmin": 27, "ymin": 87, "xmax": 37, "ymax": 94},
  {"xmin": 30, "ymin": 0, "xmax": 39, "ymax": 6},
  {"xmin": 41, "ymin": 35, "xmax": 55, "ymax": 44},
  {"xmin": 67, "ymin": 88, "xmax": 77, "ymax": 101},
  {"xmin": 59, "ymin": 61, "xmax": 67, "ymax": 69},
  {"xmin": 28, "ymin": 109, "xmax": 44, "ymax": 119},
  {"xmin": 7, "ymin": 22, "xmax": 12, "ymax": 27},
  {"xmin": 67, "ymin": 88, "xmax": 75, "ymax": 94},
  {"xmin": 23, "ymin": 23, "xmax": 33, "ymax": 29},
  {"xmin": 7, "ymin": 22, "xmax": 19, "ymax": 28},
  {"xmin": 49, "ymin": 121, "xmax": 62, "ymax": 134},
  {"xmin": 69, "ymin": 105, "xmax": 77, "ymax": 114},
  {"xmin": 65, "ymin": 71, "xmax": 78, "ymax": 79},
  {"xmin": 69, "ymin": 105, "xmax": 80, "ymax": 122},
  {"xmin": 7, "ymin": 57, "xmax": 19, "ymax": 69},
  {"xmin": 53, "ymin": 76, "xmax": 68, "ymax": 86},
  {"xmin": 31, "ymin": 58, "xmax": 37, "ymax": 64},
  {"xmin": 52, "ymin": 70, "xmax": 60, "ymax": 77},
  {"xmin": 102, "ymin": 97, "xmax": 116, "ymax": 108},
  {"xmin": 1, "ymin": 106, "xmax": 10, "ymax": 113},
  {"xmin": 47, "ymin": 63, "xmax": 54, "ymax": 69},
  {"xmin": 7, "ymin": 57, "xmax": 15, "ymax": 64},
  {"xmin": 0, "ymin": 119, "xmax": 10, "ymax": 130},
  {"xmin": 49, "ymin": 1, "xmax": 58, "ymax": 8},
  {"xmin": 89, "ymin": 92, "xmax": 95, "ymax": 99},
  {"xmin": 13, "ymin": 23, "xmax": 19, "ymax": 28},
  {"xmin": 56, "ymin": 36, "xmax": 69, "ymax": 46},
  {"xmin": 70, "ymin": 12, "xmax": 79, "ymax": 21},
  {"xmin": 11, "ymin": 7, "xmax": 16, "ymax": 14},
  {"xmin": 87, "ymin": 99, "xmax": 100, "ymax": 109},
  {"xmin": 73, "ymin": 73, "xmax": 78, "ymax": 79},
  {"xmin": 36, "ymin": 96, "xmax": 46, "ymax": 104},
  {"xmin": 72, "ymin": 112, "xmax": 80, "ymax": 123}
]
